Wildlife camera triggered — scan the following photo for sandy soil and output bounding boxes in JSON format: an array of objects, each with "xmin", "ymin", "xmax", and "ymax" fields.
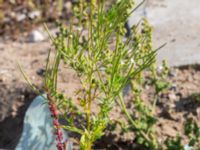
[
  {"xmin": 0, "ymin": 39, "xmax": 81, "ymax": 149},
  {"xmin": 0, "ymin": 37, "xmax": 200, "ymax": 149},
  {"xmin": 0, "ymin": 1, "xmax": 200, "ymax": 149}
]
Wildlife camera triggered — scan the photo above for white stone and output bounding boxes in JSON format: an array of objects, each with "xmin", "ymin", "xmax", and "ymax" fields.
[
  {"xmin": 28, "ymin": 11, "xmax": 41, "ymax": 19},
  {"xmin": 16, "ymin": 13, "xmax": 26, "ymax": 22},
  {"xmin": 28, "ymin": 30, "xmax": 45, "ymax": 42}
]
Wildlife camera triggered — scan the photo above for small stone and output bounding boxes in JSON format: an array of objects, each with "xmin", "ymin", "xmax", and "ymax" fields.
[
  {"xmin": 184, "ymin": 144, "xmax": 193, "ymax": 150},
  {"xmin": 12, "ymin": 104, "xmax": 17, "ymax": 112},
  {"xmin": 9, "ymin": 0, "xmax": 16, "ymax": 4},
  {"xmin": 168, "ymin": 93, "xmax": 177, "ymax": 101},
  {"xmin": 10, "ymin": 11, "xmax": 16, "ymax": 18},
  {"xmin": 168, "ymin": 70, "xmax": 176, "ymax": 77},
  {"xmin": 169, "ymin": 84, "xmax": 177, "ymax": 91},
  {"xmin": 11, "ymin": 110, "xmax": 17, "ymax": 117},
  {"xmin": 196, "ymin": 108, "xmax": 200, "ymax": 120},
  {"xmin": 16, "ymin": 13, "xmax": 26, "ymax": 22},
  {"xmin": 28, "ymin": 11, "xmax": 41, "ymax": 20},
  {"xmin": 169, "ymin": 103, "xmax": 176, "ymax": 109},
  {"xmin": 28, "ymin": 30, "xmax": 45, "ymax": 42},
  {"xmin": 157, "ymin": 65, "xmax": 163, "ymax": 74},
  {"xmin": 145, "ymin": 84, "xmax": 150, "ymax": 90},
  {"xmin": 36, "ymin": 68, "xmax": 45, "ymax": 76},
  {"xmin": 3, "ymin": 17, "xmax": 11, "ymax": 24},
  {"xmin": 31, "ymin": 76, "xmax": 36, "ymax": 80},
  {"xmin": 64, "ymin": 1, "xmax": 72, "ymax": 13}
]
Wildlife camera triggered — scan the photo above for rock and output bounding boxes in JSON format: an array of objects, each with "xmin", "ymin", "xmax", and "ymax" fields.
[
  {"xmin": 168, "ymin": 70, "xmax": 176, "ymax": 78},
  {"xmin": 3, "ymin": 17, "xmax": 11, "ymax": 24},
  {"xmin": 169, "ymin": 84, "xmax": 177, "ymax": 91},
  {"xmin": 184, "ymin": 144, "xmax": 193, "ymax": 150},
  {"xmin": 28, "ymin": 30, "xmax": 45, "ymax": 42},
  {"xmin": 16, "ymin": 13, "xmax": 26, "ymax": 22},
  {"xmin": 28, "ymin": 11, "xmax": 41, "ymax": 20},
  {"xmin": 64, "ymin": 1, "xmax": 72, "ymax": 14},
  {"xmin": 157, "ymin": 65, "xmax": 163, "ymax": 74},
  {"xmin": 196, "ymin": 107, "xmax": 200, "ymax": 120},
  {"xmin": 11, "ymin": 104, "xmax": 18, "ymax": 117},
  {"xmin": 168, "ymin": 93, "xmax": 177, "ymax": 101},
  {"xmin": 15, "ymin": 95, "xmax": 72, "ymax": 150},
  {"xmin": 36, "ymin": 68, "xmax": 45, "ymax": 76}
]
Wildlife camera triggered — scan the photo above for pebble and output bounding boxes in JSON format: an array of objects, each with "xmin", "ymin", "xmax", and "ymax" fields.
[
  {"xmin": 28, "ymin": 30, "xmax": 45, "ymax": 42},
  {"xmin": 3, "ymin": 17, "xmax": 11, "ymax": 24},
  {"xmin": 16, "ymin": 13, "xmax": 26, "ymax": 22},
  {"xmin": 157, "ymin": 65, "xmax": 163, "ymax": 74},
  {"xmin": 168, "ymin": 93, "xmax": 177, "ymax": 101},
  {"xmin": 184, "ymin": 144, "xmax": 193, "ymax": 150},
  {"xmin": 28, "ymin": 11, "xmax": 41, "ymax": 20},
  {"xmin": 169, "ymin": 84, "xmax": 177, "ymax": 91},
  {"xmin": 196, "ymin": 108, "xmax": 200, "ymax": 120},
  {"xmin": 168, "ymin": 70, "xmax": 176, "ymax": 77},
  {"xmin": 64, "ymin": 1, "xmax": 72, "ymax": 13},
  {"xmin": 36, "ymin": 68, "xmax": 45, "ymax": 76}
]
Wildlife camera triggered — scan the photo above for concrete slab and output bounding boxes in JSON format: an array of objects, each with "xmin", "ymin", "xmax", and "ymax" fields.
[{"xmin": 129, "ymin": 0, "xmax": 200, "ymax": 66}]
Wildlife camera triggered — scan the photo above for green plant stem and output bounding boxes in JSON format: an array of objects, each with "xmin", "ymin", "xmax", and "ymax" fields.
[
  {"xmin": 89, "ymin": 1, "xmax": 93, "ymax": 49},
  {"xmin": 86, "ymin": 2, "xmax": 95, "ymax": 148},
  {"xmin": 118, "ymin": 93, "xmax": 153, "ymax": 145},
  {"xmin": 152, "ymin": 93, "xmax": 158, "ymax": 114},
  {"xmin": 87, "ymin": 73, "xmax": 92, "ymax": 131}
]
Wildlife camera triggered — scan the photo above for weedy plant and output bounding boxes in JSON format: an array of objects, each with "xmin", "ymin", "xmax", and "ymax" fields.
[
  {"xmin": 116, "ymin": 17, "xmax": 169, "ymax": 149},
  {"xmin": 42, "ymin": 0, "xmax": 161, "ymax": 149},
  {"xmin": 117, "ymin": 19, "xmax": 159, "ymax": 149},
  {"xmin": 184, "ymin": 118, "xmax": 200, "ymax": 149},
  {"xmin": 165, "ymin": 118, "xmax": 200, "ymax": 150},
  {"xmin": 20, "ymin": 0, "xmax": 193, "ymax": 150}
]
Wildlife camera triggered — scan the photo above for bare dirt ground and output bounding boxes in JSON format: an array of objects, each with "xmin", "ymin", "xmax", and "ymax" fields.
[
  {"xmin": 0, "ymin": 39, "xmax": 81, "ymax": 149},
  {"xmin": 0, "ymin": 0, "xmax": 200, "ymax": 149},
  {"xmin": 0, "ymin": 37, "xmax": 200, "ymax": 149}
]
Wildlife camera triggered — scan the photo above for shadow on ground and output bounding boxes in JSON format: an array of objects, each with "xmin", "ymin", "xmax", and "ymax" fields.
[
  {"xmin": 175, "ymin": 93, "xmax": 200, "ymax": 117},
  {"xmin": 0, "ymin": 82, "xmax": 37, "ymax": 149}
]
